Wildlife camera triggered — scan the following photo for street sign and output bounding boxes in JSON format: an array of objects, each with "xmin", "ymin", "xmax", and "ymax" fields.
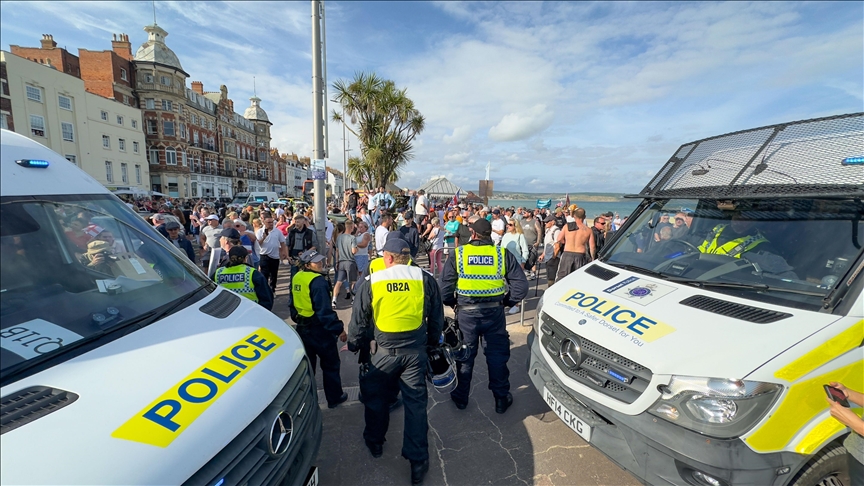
[{"xmin": 311, "ymin": 159, "xmax": 326, "ymax": 180}]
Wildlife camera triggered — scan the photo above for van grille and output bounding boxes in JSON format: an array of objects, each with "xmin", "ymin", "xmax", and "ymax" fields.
[
  {"xmin": 583, "ymin": 265, "xmax": 619, "ymax": 281},
  {"xmin": 679, "ymin": 295, "xmax": 792, "ymax": 324},
  {"xmin": 199, "ymin": 290, "xmax": 241, "ymax": 319},
  {"xmin": 182, "ymin": 358, "xmax": 319, "ymax": 486},
  {"xmin": 540, "ymin": 313, "xmax": 652, "ymax": 404},
  {"xmin": 1, "ymin": 386, "xmax": 79, "ymax": 435}
]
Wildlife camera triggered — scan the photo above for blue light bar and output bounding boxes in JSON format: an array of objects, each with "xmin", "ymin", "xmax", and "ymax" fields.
[
  {"xmin": 16, "ymin": 159, "xmax": 50, "ymax": 168},
  {"xmin": 841, "ymin": 156, "xmax": 864, "ymax": 166}
]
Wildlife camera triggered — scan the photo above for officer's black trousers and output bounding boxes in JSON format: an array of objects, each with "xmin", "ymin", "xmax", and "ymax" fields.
[
  {"xmin": 297, "ymin": 326, "xmax": 344, "ymax": 405},
  {"xmin": 360, "ymin": 352, "xmax": 429, "ymax": 462},
  {"xmin": 451, "ymin": 306, "xmax": 510, "ymax": 405}
]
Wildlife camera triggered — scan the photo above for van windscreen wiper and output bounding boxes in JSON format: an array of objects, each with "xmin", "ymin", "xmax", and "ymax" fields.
[
  {"xmin": 604, "ymin": 262, "xmax": 670, "ymax": 280},
  {"xmin": 666, "ymin": 279, "xmax": 825, "ymax": 297}
]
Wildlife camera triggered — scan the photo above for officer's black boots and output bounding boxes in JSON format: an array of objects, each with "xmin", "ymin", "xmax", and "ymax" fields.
[
  {"xmin": 451, "ymin": 395, "xmax": 468, "ymax": 410},
  {"xmin": 410, "ymin": 459, "xmax": 429, "ymax": 484},
  {"xmin": 365, "ymin": 440, "xmax": 383, "ymax": 458},
  {"xmin": 328, "ymin": 392, "xmax": 348, "ymax": 409},
  {"xmin": 495, "ymin": 393, "xmax": 513, "ymax": 414}
]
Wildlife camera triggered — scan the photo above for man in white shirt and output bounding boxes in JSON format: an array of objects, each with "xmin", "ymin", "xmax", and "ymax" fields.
[
  {"xmin": 358, "ymin": 206, "xmax": 374, "ymax": 234},
  {"xmin": 490, "ymin": 209, "xmax": 506, "ymax": 246},
  {"xmin": 255, "ymin": 216, "xmax": 288, "ymax": 294},
  {"xmin": 414, "ymin": 189, "xmax": 429, "ymax": 225},
  {"xmin": 375, "ymin": 213, "xmax": 392, "ymax": 256},
  {"xmin": 538, "ymin": 214, "xmax": 561, "ymax": 286}
]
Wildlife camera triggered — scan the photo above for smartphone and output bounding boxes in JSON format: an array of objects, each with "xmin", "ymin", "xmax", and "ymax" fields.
[{"xmin": 824, "ymin": 385, "xmax": 850, "ymax": 407}]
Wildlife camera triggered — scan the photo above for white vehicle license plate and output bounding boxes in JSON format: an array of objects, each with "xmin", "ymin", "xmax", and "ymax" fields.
[
  {"xmin": 544, "ymin": 387, "xmax": 592, "ymax": 442},
  {"xmin": 304, "ymin": 466, "xmax": 319, "ymax": 486}
]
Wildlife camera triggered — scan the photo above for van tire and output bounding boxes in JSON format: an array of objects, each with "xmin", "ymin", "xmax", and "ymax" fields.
[{"xmin": 789, "ymin": 442, "xmax": 850, "ymax": 486}]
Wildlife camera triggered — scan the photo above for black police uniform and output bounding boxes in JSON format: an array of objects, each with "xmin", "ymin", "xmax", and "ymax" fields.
[
  {"xmin": 288, "ymin": 267, "xmax": 346, "ymax": 407},
  {"xmin": 347, "ymin": 265, "xmax": 444, "ymax": 467},
  {"xmin": 439, "ymin": 238, "xmax": 528, "ymax": 409}
]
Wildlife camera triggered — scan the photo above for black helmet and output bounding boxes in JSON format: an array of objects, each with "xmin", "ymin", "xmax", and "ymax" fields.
[
  {"xmin": 442, "ymin": 317, "xmax": 469, "ymax": 361},
  {"xmin": 426, "ymin": 347, "xmax": 457, "ymax": 394}
]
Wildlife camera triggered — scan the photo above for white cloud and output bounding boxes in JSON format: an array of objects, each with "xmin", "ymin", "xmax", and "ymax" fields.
[
  {"xmin": 443, "ymin": 125, "xmax": 472, "ymax": 144},
  {"xmin": 444, "ymin": 152, "xmax": 472, "ymax": 163},
  {"xmin": 488, "ymin": 104, "xmax": 554, "ymax": 142}
]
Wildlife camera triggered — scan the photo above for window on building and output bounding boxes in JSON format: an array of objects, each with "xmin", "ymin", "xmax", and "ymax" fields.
[
  {"xmin": 123, "ymin": 94, "xmax": 129, "ymax": 105},
  {"xmin": 193, "ymin": 132, "xmax": 199, "ymax": 145},
  {"xmin": 148, "ymin": 147, "xmax": 160, "ymax": 165},
  {"xmin": 135, "ymin": 164, "xmax": 142, "ymax": 184},
  {"xmin": 101, "ymin": 111, "xmax": 108, "ymax": 121},
  {"xmin": 180, "ymin": 122, "xmax": 186, "ymax": 139},
  {"xmin": 208, "ymin": 120, "xmax": 213, "ymax": 130},
  {"xmin": 145, "ymin": 98, "xmax": 155, "ymax": 109},
  {"xmin": 119, "ymin": 138, "xmax": 126, "ymax": 151},
  {"xmin": 181, "ymin": 150, "xmax": 187, "ymax": 166},
  {"xmin": 58, "ymin": 95, "xmax": 72, "ymax": 110},
  {"xmin": 105, "ymin": 161, "xmax": 114, "ymax": 182},
  {"xmin": 162, "ymin": 100, "xmax": 172, "ymax": 111},
  {"xmin": 26, "ymin": 85, "xmax": 42, "ymax": 102},
  {"xmin": 160, "ymin": 76, "xmax": 171, "ymax": 86},
  {"xmin": 30, "ymin": 115, "xmax": 45, "ymax": 137},
  {"xmin": 120, "ymin": 68, "xmax": 128, "ymax": 81},
  {"xmin": 121, "ymin": 163, "xmax": 128, "ymax": 183},
  {"xmin": 146, "ymin": 119, "xmax": 157, "ymax": 134},
  {"xmin": 0, "ymin": 113, "xmax": 8, "ymax": 130},
  {"xmin": 163, "ymin": 121, "xmax": 175, "ymax": 136},
  {"xmin": 117, "ymin": 115, "xmax": 123, "ymax": 125},
  {"xmin": 65, "ymin": 155, "xmax": 76, "ymax": 165},
  {"xmin": 131, "ymin": 119, "xmax": 137, "ymax": 129},
  {"xmin": 61, "ymin": 122, "xmax": 74, "ymax": 141},
  {"xmin": 133, "ymin": 141, "xmax": 139, "ymax": 153},
  {"xmin": 144, "ymin": 73, "xmax": 153, "ymax": 83},
  {"xmin": 102, "ymin": 135, "xmax": 110, "ymax": 149},
  {"xmin": 191, "ymin": 114, "xmax": 197, "ymax": 125},
  {"xmin": 165, "ymin": 147, "xmax": 177, "ymax": 165}
]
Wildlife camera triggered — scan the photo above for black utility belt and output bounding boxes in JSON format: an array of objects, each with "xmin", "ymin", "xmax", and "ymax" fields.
[{"xmin": 375, "ymin": 345, "xmax": 426, "ymax": 356}]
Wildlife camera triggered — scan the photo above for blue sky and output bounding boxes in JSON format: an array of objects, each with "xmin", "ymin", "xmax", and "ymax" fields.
[{"xmin": 1, "ymin": 1, "xmax": 861, "ymax": 193}]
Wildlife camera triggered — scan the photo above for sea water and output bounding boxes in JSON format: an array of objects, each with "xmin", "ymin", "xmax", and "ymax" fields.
[{"xmin": 486, "ymin": 199, "xmax": 640, "ymax": 219}]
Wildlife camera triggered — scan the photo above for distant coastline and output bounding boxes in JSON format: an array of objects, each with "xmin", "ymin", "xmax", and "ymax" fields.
[{"xmin": 491, "ymin": 192, "xmax": 624, "ymax": 202}]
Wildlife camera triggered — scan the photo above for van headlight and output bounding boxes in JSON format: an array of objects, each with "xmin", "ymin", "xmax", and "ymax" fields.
[
  {"xmin": 534, "ymin": 295, "xmax": 544, "ymax": 335},
  {"xmin": 649, "ymin": 376, "xmax": 782, "ymax": 438}
]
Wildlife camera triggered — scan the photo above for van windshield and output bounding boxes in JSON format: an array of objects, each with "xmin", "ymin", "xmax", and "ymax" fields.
[
  {"xmin": 231, "ymin": 194, "xmax": 249, "ymax": 205},
  {"xmin": 0, "ymin": 195, "xmax": 211, "ymax": 376},
  {"xmin": 602, "ymin": 198, "xmax": 864, "ymax": 310}
]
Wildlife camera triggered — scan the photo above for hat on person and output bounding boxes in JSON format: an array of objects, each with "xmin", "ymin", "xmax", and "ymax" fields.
[
  {"xmin": 468, "ymin": 218, "xmax": 492, "ymax": 237},
  {"xmin": 543, "ymin": 214, "xmax": 556, "ymax": 223},
  {"xmin": 151, "ymin": 213, "xmax": 166, "ymax": 222},
  {"xmin": 492, "ymin": 209, "xmax": 500, "ymax": 215},
  {"xmin": 405, "ymin": 210, "xmax": 414, "ymax": 219},
  {"xmin": 299, "ymin": 249, "xmax": 326, "ymax": 264},
  {"xmin": 86, "ymin": 240, "xmax": 113, "ymax": 256},
  {"xmin": 382, "ymin": 238, "xmax": 411, "ymax": 255},
  {"xmin": 219, "ymin": 228, "xmax": 241, "ymax": 240},
  {"xmin": 205, "ymin": 214, "xmax": 219, "ymax": 221},
  {"xmin": 228, "ymin": 246, "xmax": 249, "ymax": 259},
  {"xmin": 165, "ymin": 221, "xmax": 182, "ymax": 230},
  {"xmin": 386, "ymin": 231, "xmax": 407, "ymax": 242}
]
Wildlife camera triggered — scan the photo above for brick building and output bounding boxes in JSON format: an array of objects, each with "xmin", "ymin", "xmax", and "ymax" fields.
[
  {"xmin": 1, "ymin": 59, "xmax": 13, "ymax": 130},
  {"xmin": 78, "ymin": 34, "xmax": 137, "ymax": 107},
  {"xmin": 10, "ymin": 34, "xmax": 80, "ymax": 78}
]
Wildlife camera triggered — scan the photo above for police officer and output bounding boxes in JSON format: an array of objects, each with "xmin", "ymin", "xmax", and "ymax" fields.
[
  {"xmin": 439, "ymin": 217, "xmax": 528, "ymax": 414},
  {"xmin": 213, "ymin": 246, "xmax": 273, "ymax": 310},
  {"xmin": 368, "ymin": 231, "xmax": 417, "ymax": 275},
  {"xmin": 697, "ymin": 212, "xmax": 796, "ymax": 277},
  {"xmin": 347, "ymin": 238, "xmax": 444, "ymax": 485},
  {"xmin": 288, "ymin": 249, "xmax": 348, "ymax": 408}
]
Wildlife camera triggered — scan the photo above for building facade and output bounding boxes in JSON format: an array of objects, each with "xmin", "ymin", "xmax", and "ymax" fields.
[{"xmin": 1, "ymin": 50, "xmax": 149, "ymax": 193}]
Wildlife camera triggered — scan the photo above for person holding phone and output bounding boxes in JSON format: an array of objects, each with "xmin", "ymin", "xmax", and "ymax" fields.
[{"xmin": 826, "ymin": 382, "xmax": 864, "ymax": 485}]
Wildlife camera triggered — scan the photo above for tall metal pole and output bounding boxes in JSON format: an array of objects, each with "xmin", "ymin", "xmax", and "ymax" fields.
[
  {"xmin": 342, "ymin": 107, "xmax": 347, "ymax": 191},
  {"xmin": 311, "ymin": 0, "xmax": 327, "ymax": 253}
]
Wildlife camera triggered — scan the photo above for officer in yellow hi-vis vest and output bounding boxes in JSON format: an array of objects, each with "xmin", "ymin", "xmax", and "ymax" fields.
[
  {"xmin": 347, "ymin": 238, "xmax": 444, "ymax": 485},
  {"xmin": 439, "ymin": 217, "xmax": 528, "ymax": 414},
  {"xmin": 213, "ymin": 246, "xmax": 273, "ymax": 310},
  {"xmin": 288, "ymin": 249, "xmax": 348, "ymax": 409},
  {"xmin": 368, "ymin": 231, "xmax": 416, "ymax": 275},
  {"xmin": 696, "ymin": 213, "xmax": 797, "ymax": 277}
]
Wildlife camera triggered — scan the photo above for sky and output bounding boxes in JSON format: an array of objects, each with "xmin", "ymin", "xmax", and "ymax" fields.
[{"xmin": 1, "ymin": 1, "xmax": 861, "ymax": 193}]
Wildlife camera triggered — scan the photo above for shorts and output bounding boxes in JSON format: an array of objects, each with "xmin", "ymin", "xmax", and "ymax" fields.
[
  {"xmin": 355, "ymin": 254, "xmax": 369, "ymax": 275},
  {"xmin": 556, "ymin": 251, "xmax": 590, "ymax": 281},
  {"xmin": 336, "ymin": 260, "xmax": 358, "ymax": 283}
]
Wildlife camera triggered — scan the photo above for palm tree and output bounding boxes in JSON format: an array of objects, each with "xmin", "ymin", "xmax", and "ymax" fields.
[{"xmin": 332, "ymin": 72, "xmax": 425, "ymax": 190}]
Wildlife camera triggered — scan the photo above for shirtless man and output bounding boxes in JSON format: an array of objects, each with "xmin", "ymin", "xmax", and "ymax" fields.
[{"xmin": 555, "ymin": 208, "xmax": 595, "ymax": 281}]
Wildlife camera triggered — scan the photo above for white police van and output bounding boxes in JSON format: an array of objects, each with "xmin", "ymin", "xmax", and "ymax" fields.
[
  {"xmin": 529, "ymin": 113, "xmax": 863, "ymax": 486},
  {"xmin": 0, "ymin": 129, "xmax": 322, "ymax": 485}
]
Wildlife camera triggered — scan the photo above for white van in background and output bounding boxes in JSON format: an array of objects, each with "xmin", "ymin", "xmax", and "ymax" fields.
[
  {"xmin": 0, "ymin": 130, "xmax": 322, "ymax": 485},
  {"xmin": 232, "ymin": 191, "xmax": 280, "ymax": 206}
]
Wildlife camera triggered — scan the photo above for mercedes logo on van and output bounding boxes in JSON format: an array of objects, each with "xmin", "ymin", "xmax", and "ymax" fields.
[
  {"xmin": 559, "ymin": 338, "xmax": 583, "ymax": 370},
  {"xmin": 268, "ymin": 410, "xmax": 294, "ymax": 457}
]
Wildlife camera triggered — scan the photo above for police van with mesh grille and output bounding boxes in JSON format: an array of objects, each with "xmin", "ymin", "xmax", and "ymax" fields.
[
  {"xmin": 0, "ymin": 130, "xmax": 322, "ymax": 486},
  {"xmin": 529, "ymin": 113, "xmax": 864, "ymax": 486}
]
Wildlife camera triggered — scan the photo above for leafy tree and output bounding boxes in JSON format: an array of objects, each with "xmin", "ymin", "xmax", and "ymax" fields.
[{"xmin": 332, "ymin": 72, "xmax": 424, "ymax": 190}]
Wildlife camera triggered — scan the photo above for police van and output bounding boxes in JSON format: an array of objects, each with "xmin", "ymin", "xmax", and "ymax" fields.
[
  {"xmin": 0, "ymin": 130, "xmax": 322, "ymax": 485},
  {"xmin": 529, "ymin": 113, "xmax": 863, "ymax": 486}
]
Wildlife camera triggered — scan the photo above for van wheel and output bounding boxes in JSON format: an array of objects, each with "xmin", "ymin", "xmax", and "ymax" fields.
[{"xmin": 789, "ymin": 443, "xmax": 850, "ymax": 486}]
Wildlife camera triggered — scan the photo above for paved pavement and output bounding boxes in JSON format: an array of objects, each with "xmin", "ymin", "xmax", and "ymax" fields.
[{"xmin": 269, "ymin": 258, "xmax": 638, "ymax": 486}]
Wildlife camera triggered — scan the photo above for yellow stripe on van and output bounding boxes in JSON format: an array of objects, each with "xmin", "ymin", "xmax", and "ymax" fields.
[
  {"xmin": 745, "ymin": 360, "xmax": 863, "ymax": 452},
  {"xmin": 112, "ymin": 328, "xmax": 283, "ymax": 447},
  {"xmin": 795, "ymin": 409, "xmax": 864, "ymax": 455},
  {"xmin": 774, "ymin": 320, "xmax": 864, "ymax": 382}
]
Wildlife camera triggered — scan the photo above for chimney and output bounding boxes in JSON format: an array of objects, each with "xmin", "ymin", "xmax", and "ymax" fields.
[
  {"xmin": 227, "ymin": 99, "xmax": 234, "ymax": 112},
  {"xmin": 41, "ymin": 34, "xmax": 57, "ymax": 49},
  {"xmin": 191, "ymin": 81, "xmax": 204, "ymax": 94},
  {"xmin": 112, "ymin": 33, "xmax": 133, "ymax": 61}
]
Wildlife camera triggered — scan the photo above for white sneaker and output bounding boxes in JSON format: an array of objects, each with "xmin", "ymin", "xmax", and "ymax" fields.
[{"xmin": 508, "ymin": 306, "xmax": 520, "ymax": 315}]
